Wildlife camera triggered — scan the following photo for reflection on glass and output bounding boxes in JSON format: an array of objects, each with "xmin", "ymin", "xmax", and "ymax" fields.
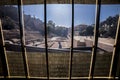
[
  {"xmin": 72, "ymin": 4, "xmax": 95, "ymax": 77},
  {"xmin": 23, "ymin": 3, "xmax": 47, "ymax": 77},
  {"xmin": 0, "ymin": 5, "xmax": 25, "ymax": 76},
  {"xmin": 94, "ymin": 4, "xmax": 120, "ymax": 77},
  {"xmin": 47, "ymin": 4, "xmax": 72, "ymax": 77}
]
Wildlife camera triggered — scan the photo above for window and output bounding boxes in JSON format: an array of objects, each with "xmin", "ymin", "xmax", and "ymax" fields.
[
  {"xmin": 0, "ymin": 0, "xmax": 120, "ymax": 79},
  {"xmin": 94, "ymin": 4, "xmax": 120, "ymax": 77},
  {"xmin": 72, "ymin": 3, "xmax": 95, "ymax": 77}
]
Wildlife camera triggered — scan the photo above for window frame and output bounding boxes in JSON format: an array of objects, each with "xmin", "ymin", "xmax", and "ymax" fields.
[{"xmin": 0, "ymin": 0, "xmax": 120, "ymax": 79}]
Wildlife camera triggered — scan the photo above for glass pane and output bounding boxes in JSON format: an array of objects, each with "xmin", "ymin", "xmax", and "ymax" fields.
[
  {"xmin": 94, "ymin": 4, "xmax": 120, "ymax": 77},
  {"xmin": 23, "ymin": 1, "xmax": 47, "ymax": 77},
  {"xmin": 47, "ymin": 3, "xmax": 72, "ymax": 77},
  {"xmin": 72, "ymin": 3, "xmax": 96, "ymax": 77},
  {"xmin": 0, "ymin": 5, "xmax": 25, "ymax": 76}
]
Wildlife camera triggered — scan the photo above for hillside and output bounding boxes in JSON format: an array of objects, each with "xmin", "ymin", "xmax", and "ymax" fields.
[
  {"xmin": 0, "ymin": 5, "xmax": 44, "ymax": 32},
  {"xmin": 0, "ymin": 6, "xmax": 68, "ymax": 42},
  {"xmin": 74, "ymin": 24, "xmax": 88, "ymax": 31},
  {"xmin": 0, "ymin": 5, "xmax": 118, "ymax": 42},
  {"xmin": 73, "ymin": 15, "xmax": 119, "ymax": 38},
  {"xmin": 99, "ymin": 15, "xmax": 119, "ymax": 38}
]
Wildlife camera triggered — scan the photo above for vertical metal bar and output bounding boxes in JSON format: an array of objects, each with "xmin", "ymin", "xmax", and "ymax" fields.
[
  {"xmin": 118, "ymin": 69, "xmax": 120, "ymax": 80},
  {"xmin": 17, "ymin": 0, "xmax": 30, "ymax": 78},
  {"xmin": 44, "ymin": 0, "xmax": 49, "ymax": 79},
  {"xmin": 89, "ymin": 0, "xmax": 101, "ymax": 79},
  {"xmin": 109, "ymin": 15, "xmax": 120, "ymax": 79},
  {"xmin": 0, "ymin": 19, "xmax": 10, "ymax": 78},
  {"xmin": 118, "ymin": 65, "xmax": 120, "ymax": 80},
  {"xmin": 69, "ymin": 0, "xmax": 74, "ymax": 79}
]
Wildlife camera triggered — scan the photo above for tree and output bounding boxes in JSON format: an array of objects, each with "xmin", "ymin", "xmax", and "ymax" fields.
[
  {"xmin": 47, "ymin": 20, "xmax": 55, "ymax": 34},
  {"xmin": 86, "ymin": 26, "xmax": 94, "ymax": 36}
]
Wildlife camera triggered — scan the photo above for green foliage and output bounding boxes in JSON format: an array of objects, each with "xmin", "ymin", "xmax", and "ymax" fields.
[
  {"xmin": 79, "ymin": 15, "xmax": 118, "ymax": 39},
  {"xmin": 55, "ymin": 26, "xmax": 68, "ymax": 37},
  {"xmin": 86, "ymin": 26, "xmax": 94, "ymax": 36},
  {"xmin": 0, "ymin": 6, "xmax": 69, "ymax": 38},
  {"xmin": 0, "ymin": 5, "xmax": 19, "ymax": 21},
  {"xmin": 2, "ymin": 16, "xmax": 17, "ymax": 30},
  {"xmin": 79, "ymin": 26, "xmax": 94, "ymax": 36},
  {"xmin": 99, "ymin": 15, "xmax": 119, "ymax": 38},
  {"xmin": 0, "ymin": 6, "xmax": 118, "ymax": 39},
  {"xmin": 47, "ymin": 20, "xmax": 68, "ymax": 37}
]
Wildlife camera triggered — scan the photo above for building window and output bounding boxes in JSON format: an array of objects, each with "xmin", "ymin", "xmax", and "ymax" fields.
[{"xmin": 0, "ymin": 0, "xmax": 120, "ymax": 79}]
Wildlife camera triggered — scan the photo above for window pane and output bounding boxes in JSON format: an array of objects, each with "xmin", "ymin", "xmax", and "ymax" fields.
[
  {"xmin": 94, "ymin": 4, "xmax": 120, "ymax": 77},
  {"xmin": 72, "ymin": 3, "xmax": 96, "ymax": 77},
  {"xmin": 23, "ymin": 1, "xmax": 47, "ymax": 77},
  {"xmin": 0, "ymin": 5, "xmax": 25, "ymax": 76},
  {"xmin": 47, "ymin": 4, "xmax": 72, "ymax": 77}
]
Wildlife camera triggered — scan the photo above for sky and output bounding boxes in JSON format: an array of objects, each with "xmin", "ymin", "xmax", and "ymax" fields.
[{"xmin": 23, "ymin": 4, "xmax": 120, "ymax": 27}]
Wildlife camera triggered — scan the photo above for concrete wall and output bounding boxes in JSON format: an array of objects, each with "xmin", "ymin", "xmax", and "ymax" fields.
[
  {"xmin": 85, "ymin": 39, "xmax": 113, "ymax": 52},
  {"xmin": 74, "ymin": 40, "xmax": 85, "ymax": 47},
  {"xmin": 5, "ymin": 44, "xmax": 90, "ymax": 53}
]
